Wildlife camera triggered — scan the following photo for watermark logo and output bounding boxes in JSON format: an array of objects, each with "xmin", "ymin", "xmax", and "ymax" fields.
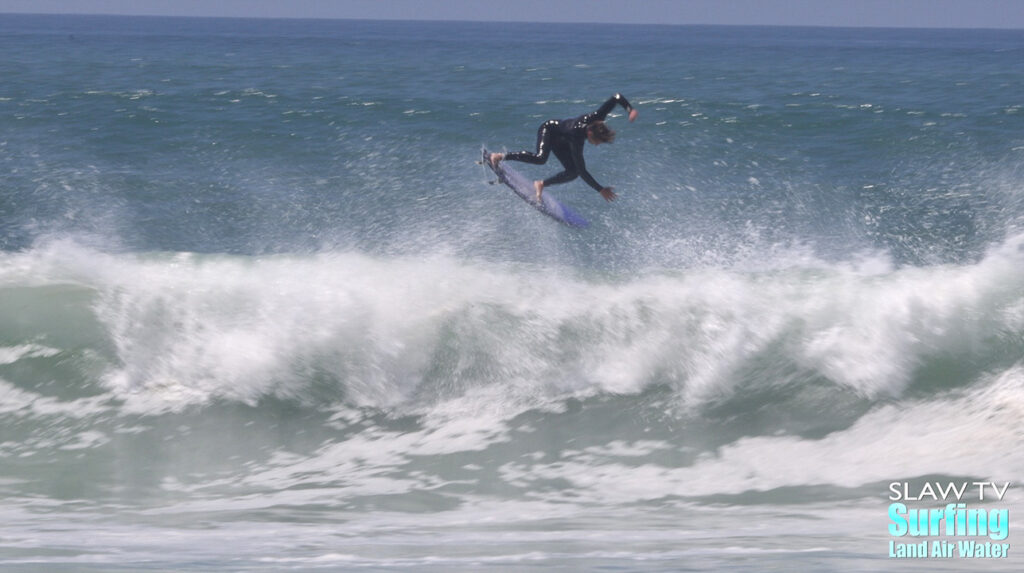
[{"xmin": 888, "ymin": 481, "xmax": 1011, "ymax": 560}]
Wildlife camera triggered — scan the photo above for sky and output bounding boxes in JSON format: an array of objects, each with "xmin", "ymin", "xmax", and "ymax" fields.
[{"xmin": 1, "ymin": 0, "xmax": 1023, "ymax": 29}]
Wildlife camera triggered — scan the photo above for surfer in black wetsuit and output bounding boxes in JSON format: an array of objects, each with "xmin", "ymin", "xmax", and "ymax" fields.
[{"xmin": 490, "ymin": 93, "xmax": 638, "ymax": 203}]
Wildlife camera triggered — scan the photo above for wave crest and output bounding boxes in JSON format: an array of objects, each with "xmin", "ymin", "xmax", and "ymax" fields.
[{"xmin": 2, "ymin": 236, "xmax": 1022, "ymax": 415}]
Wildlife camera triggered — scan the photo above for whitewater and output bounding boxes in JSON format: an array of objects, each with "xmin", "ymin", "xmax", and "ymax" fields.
[{"xmin": 2, "ymin": 14, "xmax": 1023, "ymax": 572}]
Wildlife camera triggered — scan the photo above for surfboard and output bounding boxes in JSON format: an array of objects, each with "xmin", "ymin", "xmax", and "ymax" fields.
[{"xmin": 481, "ymin": 147, "xmax": 589, "ymax": 228}]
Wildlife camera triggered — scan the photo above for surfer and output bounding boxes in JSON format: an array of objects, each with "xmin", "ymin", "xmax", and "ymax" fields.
[{"xmin": 489, "ymin": 93, "xmax": 638, "ymax": 203}]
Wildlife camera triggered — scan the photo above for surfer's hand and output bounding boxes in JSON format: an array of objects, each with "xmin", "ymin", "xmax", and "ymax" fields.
[
  {"xmin": 628, "ymin": 109, "xmax": 639, "ymax": 122},
  {"xmin": 600, "ymin": 187, "xmax": 617, "ymax": 202},
  {"xmin": 533, "ymin": 180, "xmax": 544, "ymax": 203}
]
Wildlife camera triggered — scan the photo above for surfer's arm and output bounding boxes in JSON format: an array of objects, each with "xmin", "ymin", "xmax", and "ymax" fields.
[
  {"xmin": 570, "ymin": 141, "xmax": 616, "ymax": 201},
  {"xmin": 572, "ymin": 145, "xmax": 604, "ymax": 193},
  {"xmin": 593, "ymin": 93, "xmax": 634, "ymax": 121}
]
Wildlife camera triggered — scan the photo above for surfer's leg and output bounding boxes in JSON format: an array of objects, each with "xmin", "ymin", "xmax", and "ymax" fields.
[
  {"xmin": 541, "ymin": 143, "xmax": 579, "ymax": 187},
  {"xmin": 532, "ymin": 144, "xmax": 577, "ymax": 202},
  {"xmin": 503, "ymin": 120, "xmax": 558, "ymax": 165}
]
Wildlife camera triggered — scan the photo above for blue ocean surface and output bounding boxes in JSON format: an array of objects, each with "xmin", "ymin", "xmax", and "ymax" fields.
[{"xmin": 1, "ymin": 14, "xmax": 1023, "ymax": 572}]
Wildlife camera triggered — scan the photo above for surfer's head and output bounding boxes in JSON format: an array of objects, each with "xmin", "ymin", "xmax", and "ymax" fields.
[{"xmin": 587, "ymin": 121, "xmax": 616, "ymax": 145}]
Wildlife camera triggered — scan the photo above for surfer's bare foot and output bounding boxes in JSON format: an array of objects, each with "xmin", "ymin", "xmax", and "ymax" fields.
[
  {"xmin": 534, "ymin": 180, "xmax": 544, "ymax": 202},
  {"xmin": 489, "ymin": 153, "xmax": 503, "ymax": 169}
]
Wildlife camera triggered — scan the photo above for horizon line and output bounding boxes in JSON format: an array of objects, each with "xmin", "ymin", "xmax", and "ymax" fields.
[{"xmin": 2, "ymin": 11, "xmax": 1024, "ymax": 32}]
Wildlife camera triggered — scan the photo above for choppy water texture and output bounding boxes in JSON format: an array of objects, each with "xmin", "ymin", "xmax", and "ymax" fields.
[{"xmin": 1, "ymin": 14, "xmax": 1023, "ymax": 572}]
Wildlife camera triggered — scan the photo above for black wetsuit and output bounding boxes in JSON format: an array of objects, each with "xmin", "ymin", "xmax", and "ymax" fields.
[{"xmin": 503, "ymin": 93, "xmax": 633, "ymax": 192}]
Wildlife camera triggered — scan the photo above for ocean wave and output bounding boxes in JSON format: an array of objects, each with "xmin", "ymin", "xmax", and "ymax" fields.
[{"xmin": 1, "ymin": 236, "xmax": 1022, "ymax": 418}]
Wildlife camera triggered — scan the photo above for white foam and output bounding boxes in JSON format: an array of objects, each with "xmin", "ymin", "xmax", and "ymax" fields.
[
  {"xmin": 3, "ymin": 233, "xmax": 1022, "ymax": 414},
  {"xmin": 0, "ymin": 344, "xmax": 60, "ymax": 365},
  {"xmin": 499, "ymin": 364, "xmax": 1024, "ymax": 501},
  {"xmin": 0, "ymin": 379, "xmax": 110, "ymax": 418}
]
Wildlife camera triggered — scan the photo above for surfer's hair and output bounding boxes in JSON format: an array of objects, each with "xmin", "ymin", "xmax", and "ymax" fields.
[{"xmin": 588, "ymin": 121, "xmax": 616, "ymax": 143}]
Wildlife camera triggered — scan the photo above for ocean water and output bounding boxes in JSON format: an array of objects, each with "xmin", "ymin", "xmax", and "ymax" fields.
[{"xmin": 1, "ymin": 14, "xmax": 1023, "ymax": 572}]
